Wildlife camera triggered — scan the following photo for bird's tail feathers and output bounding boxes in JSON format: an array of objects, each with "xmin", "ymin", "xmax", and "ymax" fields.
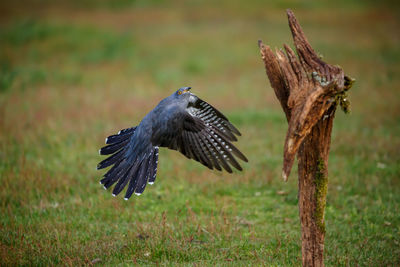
[
  {"xmin": 99, "ymin": 142, "xmax": 159, "ymax": 199},
  {"xmin": 105, "ymin": 127, "xmax": 136, "ymax": 145},
  {"xmin": 147, "ymin": 146, "xmax": 159, "ymax": 185},
  {"xmin": 97, "ymin": 127, "xmax": 137, "ymax": 170}
]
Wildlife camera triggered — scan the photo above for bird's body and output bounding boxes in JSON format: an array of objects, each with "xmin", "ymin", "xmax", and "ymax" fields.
[{"xmin": 98, "ymin": 87, "xmax": 247, "ymax": 199}]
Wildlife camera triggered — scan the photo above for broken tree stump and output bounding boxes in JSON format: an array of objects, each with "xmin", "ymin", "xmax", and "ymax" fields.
[{"xmin": 258, "ymin": 10, "xmax": 354, "ymax": 267}]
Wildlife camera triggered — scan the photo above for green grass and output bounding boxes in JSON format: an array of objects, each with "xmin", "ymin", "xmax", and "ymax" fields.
[{"xmin": 1, "ymin": 0, "xmax": 400, "ymax": 266}]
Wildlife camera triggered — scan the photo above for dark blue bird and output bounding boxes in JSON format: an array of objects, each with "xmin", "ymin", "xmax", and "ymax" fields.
[{"xmin": 98, "ymin": 87, "xmax": 248, "ymax": 199}]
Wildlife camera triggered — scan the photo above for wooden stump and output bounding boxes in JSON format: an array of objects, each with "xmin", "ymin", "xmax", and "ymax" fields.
[{"xmin": 258, "ymin": 10, "xmax": 354, "ymax": 267}]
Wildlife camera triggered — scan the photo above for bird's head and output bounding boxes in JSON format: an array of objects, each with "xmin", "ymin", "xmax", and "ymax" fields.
[
  {"xmin": 175, "ymin": 87, "xmax": 191, "ymax": 96},
  {"xmin": 174, "ymin": 87, "xmax": 192, "ymax": 100}
]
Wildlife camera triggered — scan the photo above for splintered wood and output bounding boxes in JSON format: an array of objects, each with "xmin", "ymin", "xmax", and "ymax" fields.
[{"xmin": 259, "ymin": 9, "xmax": 353, "ymax": 267}]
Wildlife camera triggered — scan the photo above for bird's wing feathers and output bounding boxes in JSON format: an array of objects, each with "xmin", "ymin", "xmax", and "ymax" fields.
[
  {"xmin": 188, "ymin": 97, "xmax": 241, "ymax": 140},
  {"xmin": 162, "ymin": 97, "xmax": 247, "ymax": 173}
]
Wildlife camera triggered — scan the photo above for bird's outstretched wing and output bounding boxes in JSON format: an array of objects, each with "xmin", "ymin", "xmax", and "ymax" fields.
[{"xmin": 161, "ymin": 97, "xmax": 248, "ymax": 173}]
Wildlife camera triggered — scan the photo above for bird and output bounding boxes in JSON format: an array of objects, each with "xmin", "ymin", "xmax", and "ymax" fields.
[{"xmin": 98, "ymin": 87, "xmax": 248, "ymax": 199}]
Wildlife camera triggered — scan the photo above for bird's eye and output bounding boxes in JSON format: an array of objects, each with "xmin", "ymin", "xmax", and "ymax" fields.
[{"xmin": 178, "ymin": 91, "xmax": 182, "ymax": 95}]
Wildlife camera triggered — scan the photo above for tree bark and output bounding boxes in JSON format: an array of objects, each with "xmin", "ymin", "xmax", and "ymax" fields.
[
  {"xmin": 258, "ymin": 10, "xmax": 353, "ymax": 267},
  {"xmin": 297, "ymin": 107, "xmax": 334, "ymax": 267}
]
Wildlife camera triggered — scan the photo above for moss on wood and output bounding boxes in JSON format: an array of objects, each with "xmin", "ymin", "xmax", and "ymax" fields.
[
  {"xmin": 335, "ymin": 75, "xmax": 355, "ymax": 114},
  {"xmin": 315, "ymin": 158, "xmax": 328, "ymax": 233}
]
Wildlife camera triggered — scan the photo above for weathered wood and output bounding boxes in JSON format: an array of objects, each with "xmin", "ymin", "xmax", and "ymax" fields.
[{"xmin": 259, "ymin": 9, "xmax": 354, "ymax": 267}]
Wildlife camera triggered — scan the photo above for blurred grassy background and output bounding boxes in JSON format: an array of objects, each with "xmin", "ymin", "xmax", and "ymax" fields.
[{"xmin": 1, "ymin": 0, "xmax": 399, "ymax": 265}]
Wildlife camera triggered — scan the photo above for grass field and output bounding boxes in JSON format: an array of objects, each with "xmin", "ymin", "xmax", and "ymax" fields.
[{"xmin": 1, "ymin": 0, "xmax": 400, "ymax": 265}]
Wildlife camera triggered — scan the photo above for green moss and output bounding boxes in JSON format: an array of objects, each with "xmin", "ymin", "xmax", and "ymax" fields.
[
  {"xmin": 335, "ymin": 76, "xmax": 355, "ymax": 114},
  {"xmin": 315, "ymin": 158, "xmax": 328, "ymax": 233}
]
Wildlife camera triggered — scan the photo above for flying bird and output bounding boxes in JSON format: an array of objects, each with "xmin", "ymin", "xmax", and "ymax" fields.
[{"xmin": 98, "ymin": 87, "xmax": 248, "ymax": 199}]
